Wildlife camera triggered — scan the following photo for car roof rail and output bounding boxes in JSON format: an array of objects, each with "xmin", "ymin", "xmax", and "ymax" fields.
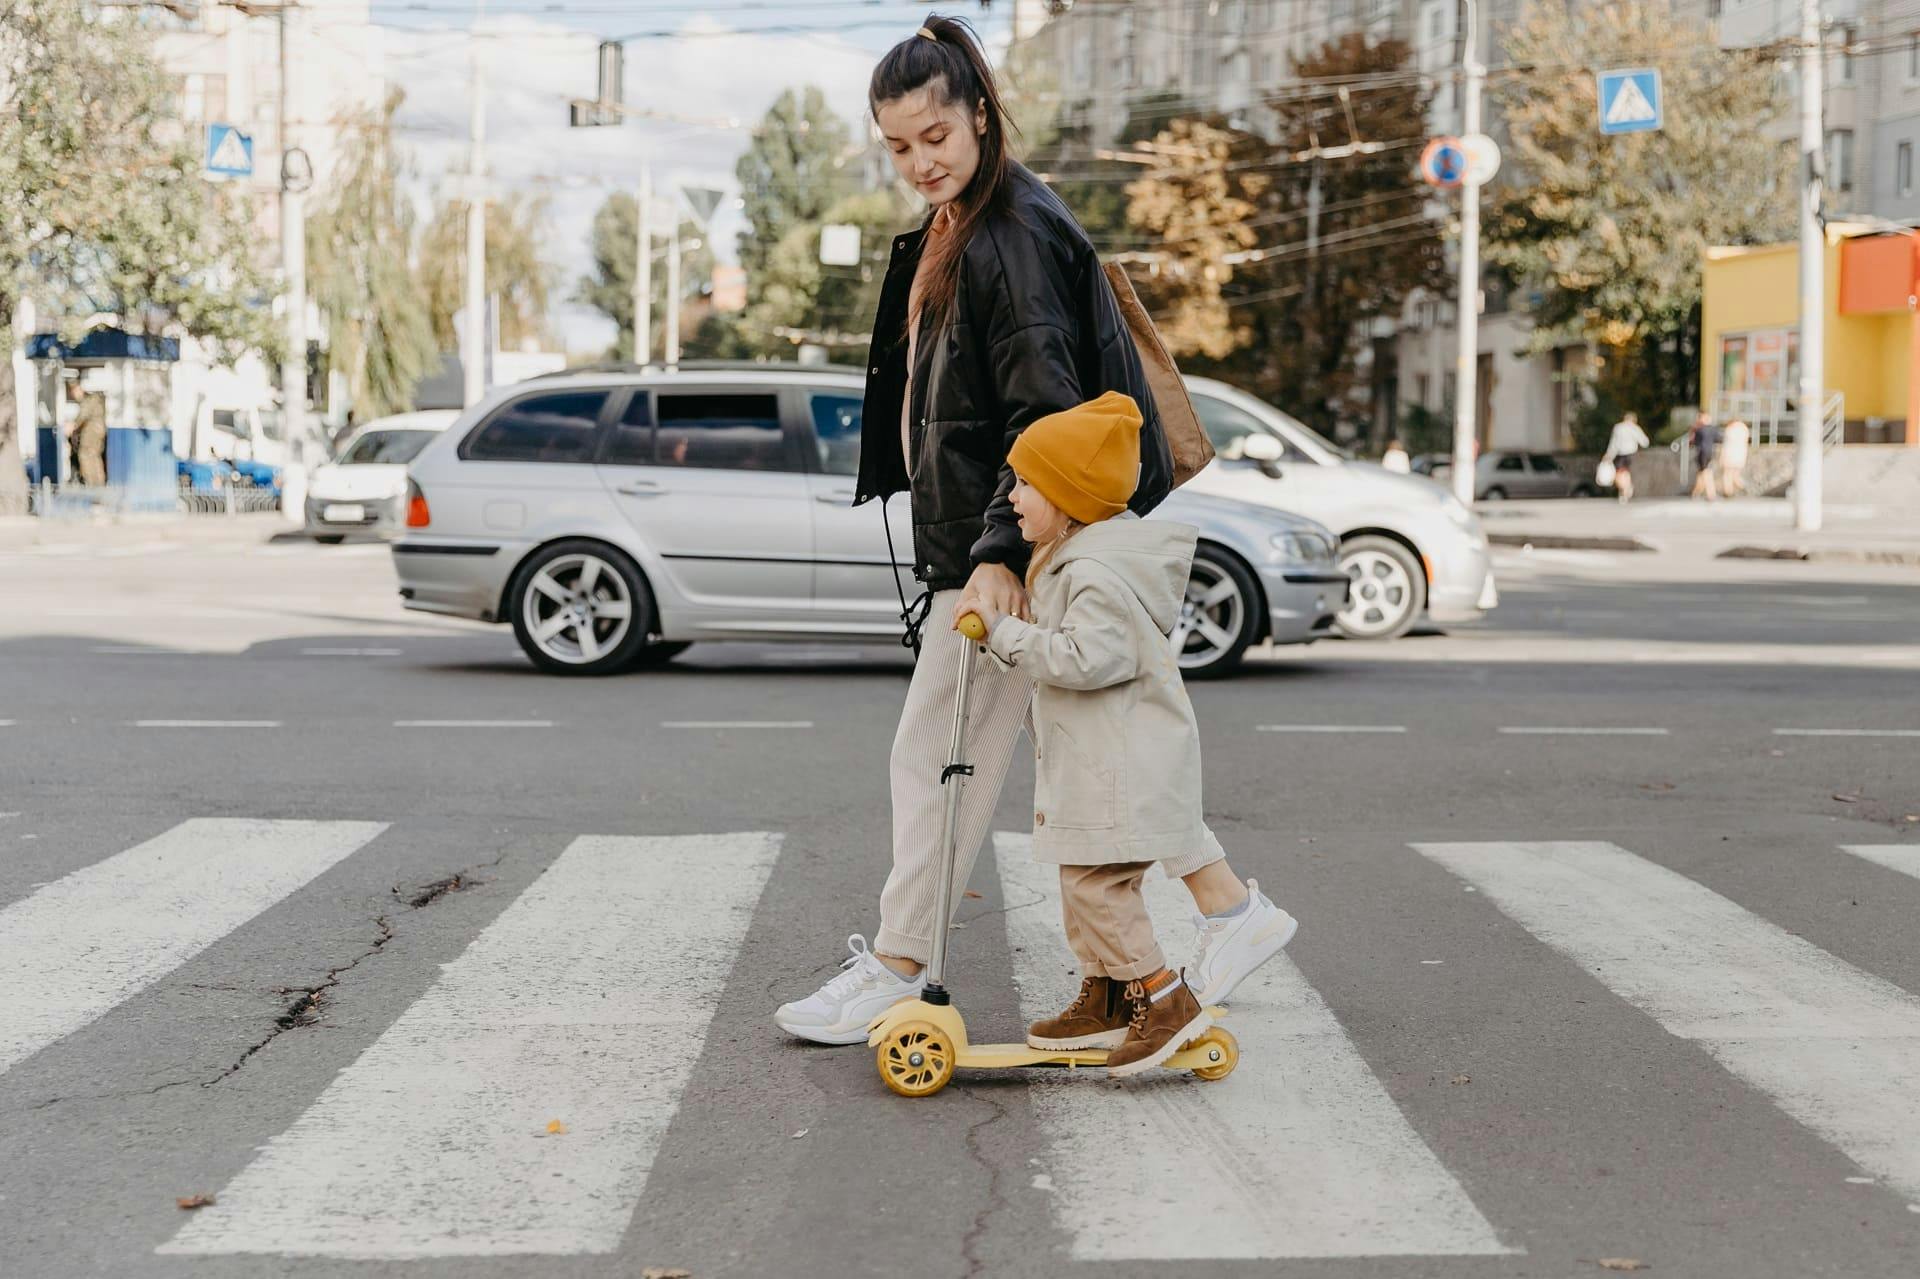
[{"xmin": 528, "ymin": 359, "xmax": 864, "ymax": 379}]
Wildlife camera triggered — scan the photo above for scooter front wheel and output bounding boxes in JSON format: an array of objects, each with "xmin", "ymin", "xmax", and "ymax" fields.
[
  {"xmin": 878, "ymin": 1021, "xmax": 956, "ymax": 1097},
  {"xmin": 1189, "ymin": 1026, "xmax": 1239, "ymax": 1081}
]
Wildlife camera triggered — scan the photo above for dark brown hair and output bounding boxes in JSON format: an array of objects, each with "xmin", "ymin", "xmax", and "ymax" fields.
[{"xmin": 869, "ymin": 13, "xmax": 1018, "ymax": 328}]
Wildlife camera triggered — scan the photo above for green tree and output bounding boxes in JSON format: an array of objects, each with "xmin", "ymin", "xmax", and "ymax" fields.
[
  {"xmin": 741, "ymin": 188, "xmax": 914, "ymax": 365},
  {"xmin": 734, "ymin": 88, "xmax": 857, "ymax": 296},
  {"xmin": 419, "ymin": 193, "xmax": 556, "ymax": 353},
  {"xmin": 0, "ymin": 0, "xmax": 276, "ymax": 509},
  {"xmin": 306, "ymin": 91, "xmax": 437, "ymax": 420},
  {"xmin": 1487, "ymin": 0, "xmax": 1793, "ymax": 426},
  {"xmin": 576, "ymin": 192, "xmax": 716, "ymax": 362}
]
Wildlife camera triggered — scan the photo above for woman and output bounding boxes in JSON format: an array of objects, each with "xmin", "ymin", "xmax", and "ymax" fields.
[{"xmin": 774, "ymin": 15, "xmax": 1296, "ymax": 1046}]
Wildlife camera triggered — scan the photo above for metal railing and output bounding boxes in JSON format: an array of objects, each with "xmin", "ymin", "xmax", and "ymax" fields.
[
  {"xmin": 1710, "ymin": 390, "xmax": 1845, "ymax": 448},
  {"xmin": 25, "ymin": 478, "xmax": 281, "ymax": 519}
]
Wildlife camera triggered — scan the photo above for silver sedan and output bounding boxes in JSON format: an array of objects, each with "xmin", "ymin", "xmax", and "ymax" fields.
[{"xmin": 392, "ymin": 365, "xmax": 1347, "ymax": 678}]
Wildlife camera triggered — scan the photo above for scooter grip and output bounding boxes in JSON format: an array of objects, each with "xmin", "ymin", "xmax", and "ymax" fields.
[{"xmin": 957, "ymin": 613, "xmax": 989, "ymax": 642}]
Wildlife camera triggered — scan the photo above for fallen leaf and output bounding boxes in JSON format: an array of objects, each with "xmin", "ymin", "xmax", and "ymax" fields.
[
  {"xmin": 546, "ymin": 1120, "xmax": 567, "ymax": 1135},
  {"xmin": 791, "ymin": 1128, "xmax": 808, "ymax": 1139},
  {"xmin": 1596, "ymin": 1260, "xmax": 1647, "ymax": 1272},
  {"xmin": 1450, "ymin": 1074, "xmax": 1471, "ymax": 1085},
  {"xmin": 176, "ymin": 1194, "xmax": 216, "ymax": 1210},
  {"xmin": 642, "ymin": 1269, "xmax": 692, "ymax": 1279},
  {"xmin": 1638, "ymin": 782, "xmax": 1675, "ymax": 793},
  {"xmin": 1832, "ymin": 792, "xmax": 1860, "ymax": 804},
  {"xmin": 1905, "ymin": 815, "xmax": 1918, "ymax": 823},
  {"xmin": 963, "ymin": 890, "xmax": 983, "ymax": 899}
]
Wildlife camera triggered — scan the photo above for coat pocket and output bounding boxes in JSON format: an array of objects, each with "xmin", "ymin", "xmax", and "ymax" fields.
[{"xmin": 1039, "ymin": 722, "xmax": 1116, "ymax": 831}]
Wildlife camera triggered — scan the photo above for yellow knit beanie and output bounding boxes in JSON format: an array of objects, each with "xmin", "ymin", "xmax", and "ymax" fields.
[{"xmin": 1007, "ymin": 391, "xmax": 1142, "ymax": 525}]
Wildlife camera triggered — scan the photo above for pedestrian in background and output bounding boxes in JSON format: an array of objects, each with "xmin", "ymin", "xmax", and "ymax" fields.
[
  {"xmin": 1381, "ymin": 437, "xmax": 1411, "ymax": 473},
  {"xmin": 1603, "ymin": 410, "xmax": 1649, "ymax": 504},
  {"xmin": 1718, "ymin": 418, "xmax": 1749, "ymax": 497},
  {"xmin": 1688, "ymin": 411, "xmax": 1721, "ymax": 502},
  {"xmin": 66, "ymin": 378, "xmax": 107, "ymax": 488},
  {"xmin": 773, "ymin": 14, "xmax": 1296, "ymax": 1047}
]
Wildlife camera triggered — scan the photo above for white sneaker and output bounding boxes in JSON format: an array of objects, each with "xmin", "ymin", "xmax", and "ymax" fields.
[
  {"xmin": 1187, "ymin": 879, "xmax": 1298, "ymax": 1005},
  {"xmin": 774, "ymin": 934, "xmax": 926, "ymax": 1045}
]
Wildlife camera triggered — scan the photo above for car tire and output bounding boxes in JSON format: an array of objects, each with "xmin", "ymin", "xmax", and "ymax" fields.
[
  {"xmin": 508, "ymin": 539, "xmax": 655, "ymax": 676},
  {"xmin": 628, "ymin": 641, "xmax": 691, "ymax": 668},
  {"xmin": 1336, "ymin": 535, "xmax": 1426, "ymax": 641},
  {"xmin": 1482, "ymin": 486, "xmax": 1507, "ymax": 501},
  {"xmin": 1572, "ymin": 483, "xmax": 1598, "ymax": 498},
  {"xmin": 1174, "ymin": 543, "xmax": 1259, "ymax": 679},
  {"xmin": 314, "ymin": 534, "xmax": 346, "ymax": 545}
]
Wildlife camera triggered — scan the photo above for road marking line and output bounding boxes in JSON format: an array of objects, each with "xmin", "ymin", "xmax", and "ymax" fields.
[
  {"xmin": 0, "ymin": 819, "xmax": 385, "ymax": 1076},
  {"xmin": 134, "ymin": 720, "xmax": 281, "ymax": 729},
  {"xmin": 1411, "ymin": 840, "xmax": 1920, "ymax": 1206},
  {"xmin": 1775, "ymin": 728, "xmax": 1920, "ymax": 738},
  {"xmin": 994, "ymin": 834, "xmax": 1514, "ymax": 1259},
  {"xmin": 93, "ymin": 646, "xmax": 178, "ymax": 655},
  {"xmin": 660, "ymin": 720, "xmax": 815, "ymax": 729},
  {"xmin": 0, "ymin": 721, "xmax": 14, "ymax": 728},
  {"xmin": 1256, "ymin": 724, "xmax": 1407, "ymax": 734},
  {"xmin": 1497, "ymin": 727, "xmax": 1669, "ymax": 736},
  {"xmin": 163, "ymin": 832, "xmax": 781, "ymax": 1259},
  {"xmin": 301, "ymin": 647, "xmax": 403, "ymax": 657},
  {"xmin": 393, "ymin": 720, "xmax": 554, "ymax": 728},
  {"xmin": 1842, "ymin": 846, "xmax": 1920, "ymax": 882}
]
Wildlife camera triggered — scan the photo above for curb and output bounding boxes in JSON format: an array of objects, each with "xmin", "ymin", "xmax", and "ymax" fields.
[
  {"xmin": 1487, "ymin": 533, "xmax": 1655, "ymax": 553},
  {"xmin": 1718, "ymin": 545, "xmax": 1920, "ymax": 567}
]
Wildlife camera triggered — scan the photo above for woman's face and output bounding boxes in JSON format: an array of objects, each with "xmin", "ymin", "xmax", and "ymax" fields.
[
  {"xmin": 1010, "ymin": 476, "xmax": 1067, "ymax": 545},
  {"xmin": 874, "ymin": 81, "xmax": 986, "ymax": 207}
]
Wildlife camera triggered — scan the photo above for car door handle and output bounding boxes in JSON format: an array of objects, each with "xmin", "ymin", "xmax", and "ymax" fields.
[
  {"xmin": 815, "ymin": 490, "xmax": 856, "ymax": 505},
  {"xmin": 616, "ymin": 481, "xmax": 665, "ymax": 497}
]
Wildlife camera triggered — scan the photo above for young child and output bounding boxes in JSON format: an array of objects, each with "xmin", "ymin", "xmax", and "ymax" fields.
[{"xmin": 975, "ymin": 389, "xmax": 1221, "ymax": 1079}]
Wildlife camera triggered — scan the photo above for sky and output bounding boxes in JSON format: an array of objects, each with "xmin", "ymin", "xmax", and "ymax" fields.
[{"xmin": 362, "ymin": 2, "xmax": 1013, "ymax": 355}]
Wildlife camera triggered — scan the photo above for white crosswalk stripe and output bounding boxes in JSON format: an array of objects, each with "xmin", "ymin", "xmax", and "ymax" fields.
[
  {"xmin": 994, "ymin": 833, "xmax": 1515, "ymax": 1260},
  {"xmin": 162, "ymin": 832, "xmax": 781, "ymax": 1260},
  {"xmin": 1411, "ymin": 840, "xmax": 1920, "ymax": 1206},
  {"xmin": 0, "ymin": 819, "xmax": 387, "ymax": 1077},
  {"xmin": 1842, "ymin": 844, "xmax": 1920, "ymax": 882}
]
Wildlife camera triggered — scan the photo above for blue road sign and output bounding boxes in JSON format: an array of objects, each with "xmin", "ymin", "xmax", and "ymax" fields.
[
  {"xmin": 205, "ymin": 123, "xmax": 254, "ymax": 179},
  {"xmin": 1598, "ymin": 68, "xmax": 1662, "ymax": 135},
  {"xmin": 1420, "ymin": 137, "xmax": 1467, "ymax": 187}
]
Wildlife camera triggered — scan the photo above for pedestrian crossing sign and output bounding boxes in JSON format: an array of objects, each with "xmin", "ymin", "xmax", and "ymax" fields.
[
  {"xmin": 204, "ymin": 123, "xmax": 254, "ymax": 179},
  {"xmin": 1597, "ymin": 68, "xmax": 1662, "ymax": 135}
]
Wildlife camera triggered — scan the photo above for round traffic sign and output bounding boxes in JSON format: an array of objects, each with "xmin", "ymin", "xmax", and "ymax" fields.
[
  {"xmin": 1419, "ymin": 137, "xmax": 1466, "ymax": 188},
  {"xmin": 1460, "ymin": 132, "xmax": 1501, "ymax": 187}
]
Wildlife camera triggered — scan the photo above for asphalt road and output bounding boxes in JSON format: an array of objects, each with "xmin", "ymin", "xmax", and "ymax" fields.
[{"xmin": 2, "ymin": 525, "xmax": 1919, "ymax": 1279}]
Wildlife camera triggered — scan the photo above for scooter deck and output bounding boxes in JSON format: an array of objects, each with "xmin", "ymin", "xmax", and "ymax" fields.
[{"xmin": 959, "ymin": 1038, "xmax": 1223, "ymax": 1071}]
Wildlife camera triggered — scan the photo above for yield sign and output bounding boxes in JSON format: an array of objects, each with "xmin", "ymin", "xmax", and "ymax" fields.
[{"xmin": 681, "ymin": 185, "xmax": 727, "ymax": 225}]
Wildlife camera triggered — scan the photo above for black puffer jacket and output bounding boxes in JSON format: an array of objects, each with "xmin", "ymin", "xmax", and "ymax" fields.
[{"xmin": 853, "ymin": 163, "xmax": 1174, "ymax": 592}]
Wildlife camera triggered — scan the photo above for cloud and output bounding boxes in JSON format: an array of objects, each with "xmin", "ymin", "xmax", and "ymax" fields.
[{"xmin": 374, "ymin": 15, "xmax": 882, "ymax": 354}]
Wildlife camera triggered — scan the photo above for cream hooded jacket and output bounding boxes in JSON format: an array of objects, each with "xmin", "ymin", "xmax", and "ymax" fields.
[{"xmin": 986, "ymin": 516, "xmax": 1217, "ymax": 865}]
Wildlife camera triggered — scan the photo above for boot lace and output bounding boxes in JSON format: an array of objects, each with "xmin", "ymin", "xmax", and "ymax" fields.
[{"xmin": 1124, "ymin": 980, "xmax": 1150, "ymax": 1034}]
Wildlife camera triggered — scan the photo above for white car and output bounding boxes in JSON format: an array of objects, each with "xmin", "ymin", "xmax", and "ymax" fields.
[
  {"xmin": 305, "ymin": 411, "xmax": 460, "ymax": 542},
  {"xmin": 1180, "ymin": 378, "xmax": 1498, "ymax": 639}
]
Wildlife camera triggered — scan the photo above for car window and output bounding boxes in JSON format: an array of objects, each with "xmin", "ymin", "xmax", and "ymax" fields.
[
  {"xmin": 601, "ymin": 392, "xmax": 653, "ymax": 466},
  {"xmin": 212, "ymin": 409, "xmax": 240, "ymax": 433},
  {"xmin": 1529, "ymin": 453, "xmax": 1563, "ymax": 472},
  {"xmin": 1496, "ymin": 454, "xmax": 1526, "ymax": 471},
  {"xmin": 654, "ymin": 392, "xmax": 791, "ymax": 472},
  {"xmin": 1192, "ymin": 394, "xmax": 1312, "ymax": 464},
  {"xmin": 810, "ymin": 393, "xmax": 862, "ymax": 476},
  {"xmin": 462, "ymin": 391, "xmax": 608, "ymax": 463},
  {"xmin": 339, "ymin": 430, "xmax": 437, "ymax": 466}
]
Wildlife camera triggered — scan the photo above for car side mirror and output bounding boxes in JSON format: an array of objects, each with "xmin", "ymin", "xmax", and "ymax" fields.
[{"xmin": 1241, "ymin": 432, "xmax": 1285, "ymax": 478}]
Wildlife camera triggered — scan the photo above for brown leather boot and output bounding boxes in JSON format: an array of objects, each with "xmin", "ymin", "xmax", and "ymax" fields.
[
  {"xmin": 1107, "ymin": 970, "xmax": 1211, "ymax": 1079},
  {"xmin": 1026, "ymin": 975, "xmax": 1130, "ymax": 1050}
]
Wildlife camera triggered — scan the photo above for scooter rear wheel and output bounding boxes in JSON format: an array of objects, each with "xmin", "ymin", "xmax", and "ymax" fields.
[
  {"xmin": 878, "ymin": 1021, "xmax": 956, "ymax": 1097},
  {"xmin": 1189, "ymin": 1027, "xmax": 1239, "ymax": 1081}
]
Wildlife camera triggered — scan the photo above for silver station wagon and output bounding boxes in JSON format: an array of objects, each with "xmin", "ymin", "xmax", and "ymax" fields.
[{"xmin": 390, "ymin": 363, "xmax": 1348, "ymax": 678}]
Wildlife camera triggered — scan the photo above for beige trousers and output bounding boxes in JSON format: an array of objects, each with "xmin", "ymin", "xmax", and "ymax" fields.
[
  {"xmin": 1060, "ymin": 861, "xmax": 1164, "ymax": 981},
  {"xmin": 875, "ymin": 588, "xmax": 1221, "ymax": 963}
]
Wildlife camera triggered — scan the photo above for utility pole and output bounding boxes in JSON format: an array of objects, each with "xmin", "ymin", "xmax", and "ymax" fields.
[
  {"xmin": 665, "ymin": 216, "xmax": 682, "ymax": 368},
  {"xmin": 277, "ymin": 0, "xmax": 309, "ymax": 470},
  {"xmin": 1795, "ymin": 0, "xmax": 1825, "ymax": 531},
  {"xmin": 1451, "ymin": 0, "xmax": 1484, "ymax": 509},
  {"xmin": 635, "ymin": 164, "xmax": 652, "ymax": 365},
  {"xmin": 463, "ymin": 0, "xmax": 488, "ymax": 408}
]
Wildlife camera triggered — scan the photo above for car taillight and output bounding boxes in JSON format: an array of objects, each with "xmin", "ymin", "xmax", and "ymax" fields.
[{"xmin": 405, "ymin": 480, "xmax": 431, "ymax": 528}]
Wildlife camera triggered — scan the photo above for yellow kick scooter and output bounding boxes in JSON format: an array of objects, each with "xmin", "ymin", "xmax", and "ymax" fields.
[{"xmin": 868, "ymin": 612, "xmax": 1240, "ymax": 1098}]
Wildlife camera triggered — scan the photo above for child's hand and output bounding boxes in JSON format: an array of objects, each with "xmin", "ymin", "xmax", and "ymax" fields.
[{"xmin": 977, "ymin": 602, "xmax": 1009, "ymax": 633}]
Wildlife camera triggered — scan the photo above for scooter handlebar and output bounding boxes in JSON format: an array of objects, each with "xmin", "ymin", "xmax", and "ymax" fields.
[{"xmin": 957, "ymin": 613, "xmax": 989, "ymax": 642}]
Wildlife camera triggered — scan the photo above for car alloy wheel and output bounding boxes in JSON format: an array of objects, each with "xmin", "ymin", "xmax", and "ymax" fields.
[
  {"xmin": 515, "ymin": 548, "xmax": 648, "ymax": 674},
  {"xmin": 1336, "ymin": 535, "xmax": 1425, "ymax": 640},
  {"xmin": 1173, "ymin": 546, "xmax": 1257, "ymax": 677}
]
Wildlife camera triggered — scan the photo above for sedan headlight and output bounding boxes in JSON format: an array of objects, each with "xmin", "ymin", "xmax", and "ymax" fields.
[{"xmin": 1269, "ymin": 530, "xmax": 1336, "ymax": 565}]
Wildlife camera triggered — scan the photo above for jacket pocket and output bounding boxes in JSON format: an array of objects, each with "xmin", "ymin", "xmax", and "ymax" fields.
[{"xmin": 1039, "ymin": 723, "xmax": 1116, "ymax": 831}]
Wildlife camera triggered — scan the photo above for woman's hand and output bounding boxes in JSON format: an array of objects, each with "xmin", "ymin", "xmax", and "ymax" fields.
[{"xmin": 954, "ymin": 561, "xmax": 1028, "ymax": 631}]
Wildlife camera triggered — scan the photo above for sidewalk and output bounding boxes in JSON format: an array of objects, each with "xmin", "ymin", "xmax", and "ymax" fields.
[
  {"xmin": 0, "ymin": 510, "xmax": 291, "ymax": 552},
  {"xmin": 1476, "ymin": 497, "xmax": 1920, "ymax": 567}
]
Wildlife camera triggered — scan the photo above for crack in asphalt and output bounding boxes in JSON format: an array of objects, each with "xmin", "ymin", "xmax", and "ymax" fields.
[
  {"xmin": 958, "ymin": 1089, "xmax": 1013, "ymax": 1278},
  {"xmin": 202, "ymin": 913, "xmax": 396, "ymax": 1085}
]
